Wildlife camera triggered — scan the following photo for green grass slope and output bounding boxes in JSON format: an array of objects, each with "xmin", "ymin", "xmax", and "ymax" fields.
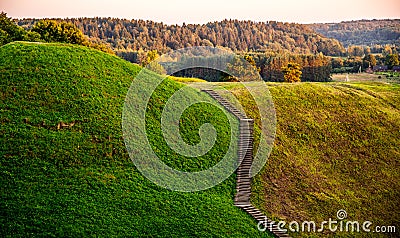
[
  {"xmin": 221, "ymin": 81, "xmax": 400, "ymax": 237},
  {"xmin": 0, "ymin": 42, "xmax": 272, "ymax": 237}
]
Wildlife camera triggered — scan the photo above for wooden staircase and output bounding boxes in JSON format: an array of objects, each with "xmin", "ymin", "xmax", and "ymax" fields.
[{"xmin": 202, "ymin": 89, "xmax": 291, "ymax": 238}]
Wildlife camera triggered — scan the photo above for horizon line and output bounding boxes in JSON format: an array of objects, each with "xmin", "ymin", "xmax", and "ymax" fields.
[
  {"xmin": 8, "ymin": 14, "xmax": 400, "ymax": 26},
  {"xmin": 1, "ymin": 11, "xmax": 400, "ymax": 25}
]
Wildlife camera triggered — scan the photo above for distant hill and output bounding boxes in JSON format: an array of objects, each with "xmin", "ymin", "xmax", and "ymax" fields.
[
  {"xmin": 16, "ymin": 18, "xmax": 345, "ymax": 55},
  {"xmin": 309, "ymin": 19, "xmax": 400, "ymax": 47}
]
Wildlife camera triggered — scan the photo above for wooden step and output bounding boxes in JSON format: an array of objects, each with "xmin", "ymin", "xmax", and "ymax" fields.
[{"xmin": 203, "ymin": 89, "xmax": 291, "ymax": 238}]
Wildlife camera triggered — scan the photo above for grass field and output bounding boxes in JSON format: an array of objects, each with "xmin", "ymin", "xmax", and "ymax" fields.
[
  {"xmin": 332, "ymin": 72, "xmax": 400, "ymax": 83},
  {"xmin": 216, "ymin": 81, "xmax": 400, "ymax": 237},
  {"xmin": 1, "ymin": 42, "xmax": 399, "ymax": 237}
]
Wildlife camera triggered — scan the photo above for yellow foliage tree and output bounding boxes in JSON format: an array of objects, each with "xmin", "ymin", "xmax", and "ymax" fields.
[{"xmin": 281, "ymin": 62, "xmax": 302, "ymax": 83}]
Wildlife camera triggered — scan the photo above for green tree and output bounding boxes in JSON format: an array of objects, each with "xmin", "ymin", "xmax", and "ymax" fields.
[
  {"xmin": 30, "ymin": 20, "xmax": 113, "ymax": 54},
  {"xmin": 385, "ymin": 54, "xmax": 399, "ymax": 69},
  {"xmin": 281, "ymin": 62, "xmax": 302, "ymax": 83},
  {"xmin": 0, "ymin": 12, "xmax": 41, "ymax": 46},
  {"xmin": 32, "ymin": 20, "xmax": 87, "ymax": 45},
  {"xmin": 0, "ymin": 12, "xmax": 27, "ymax": 45}
]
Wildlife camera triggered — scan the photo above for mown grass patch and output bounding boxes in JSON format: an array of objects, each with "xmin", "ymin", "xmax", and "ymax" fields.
[{"xmin": 168, "ymin": 75, "xmax": 207, "ymax": 83}]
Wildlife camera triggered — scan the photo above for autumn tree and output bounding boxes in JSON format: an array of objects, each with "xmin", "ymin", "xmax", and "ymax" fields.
[
  {"xmin": 385, "ymin": 54, "xmax": 399, "ymax": 69},
  {"xmin": 382, "ymin": 45, "xmax": 393, "ymax": 56},
  {"xmin": 16, "ymin": 17, "xmax": 348, "ymax": 56},
  {"xmin": 226, "ymin": 55, "xmax": 260, "ymax": 81},
  {"xmin": 363, "ymin": 54, "xmax": 377, "ymax": 66},
  {"xmin": 281, "ymin": 62, "xmax": 302, "ymax": 83},
  {"xmin": 363, "ymin": 54, "xmax": 377, "ymax": 69},
  {"xmin": 243, "ymin": 55, "xmax": 259, "ymax": 71},
  {"xmin": 331, "ymin": 57, "xmax": 344, "ymax": 69},
  {"xmin": 347, "ymin": 45, "xmax": 364, "ymax": 57},
  {"xmin": 141, "ymin": 50, "xmax": 159, "ymax": 66}
]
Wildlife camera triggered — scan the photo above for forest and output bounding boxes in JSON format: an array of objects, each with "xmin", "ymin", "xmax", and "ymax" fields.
[
  {"xmin": 162, "ymin": 52, "xmax": 330, "ymax": 82},
  {"xmin": 4, "ymin": 14, "xmax": 399, "ymax": 82},
  {"xmin": 16, "ymin": 17, "xmax": 345, "ymax": 56}
]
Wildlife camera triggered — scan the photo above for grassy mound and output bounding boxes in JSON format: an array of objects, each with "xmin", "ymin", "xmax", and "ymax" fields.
[
  {"xmin": 0, "ymin": 42, "xmax": 272, "ymax": 237},
  {"xmin": 219, "ymin": 81, "xmax": 400, "ymax": 237}
]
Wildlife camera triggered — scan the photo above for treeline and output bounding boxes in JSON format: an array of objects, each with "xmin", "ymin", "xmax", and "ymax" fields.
[
  {"xmin": 310, "ymin": 19, "xmax": 400, "ymax": 48},
  {"xmin": 250, "ymin": 52, "xmax": 331, "ymax": 82},
  {"xmin": 331, "ymin": 53, "xmax": 400, "ymax": 74},
  {"xmin": 344, "ymin": 44, "xmax": 398, "ymax": 56},
  {"xmin": 10, "ymin": 15, "xmax": 399, "ymax": 82},
  {"xmin": 164, "ymin": 52, "xmax": 332, "ymax": 82},
  {"xmin": 3, "ymin": 12, "xmax": 332, "ymax": 82},
  {"xmin": 16, "ymin": 17, "xmax": 345, "ymax": 56}
]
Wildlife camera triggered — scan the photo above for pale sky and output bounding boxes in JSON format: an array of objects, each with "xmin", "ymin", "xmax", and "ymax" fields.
[{"xmin": 1, "ymin": 0, "xmax": 399, "ymax": 24}]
